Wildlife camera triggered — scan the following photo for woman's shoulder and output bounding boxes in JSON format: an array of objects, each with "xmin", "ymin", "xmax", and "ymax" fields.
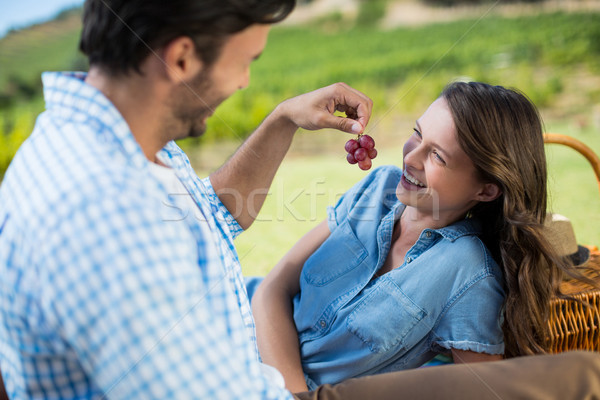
[{"xmin": 432, "ymin": 219, "xmax": 502, "ymax": 278}]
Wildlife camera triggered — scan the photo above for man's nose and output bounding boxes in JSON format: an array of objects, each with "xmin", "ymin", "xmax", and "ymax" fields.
[{"xmin": 238, "ymin": 69, "xmax": 250, "ymax": 90}]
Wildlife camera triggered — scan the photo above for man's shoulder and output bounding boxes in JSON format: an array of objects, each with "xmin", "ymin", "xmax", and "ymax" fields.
[{"xmin": 2, "ymin": 125, "xmax": 156, "ymax": 229}]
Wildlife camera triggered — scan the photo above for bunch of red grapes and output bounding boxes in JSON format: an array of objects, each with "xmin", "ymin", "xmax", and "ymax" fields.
[{"xmin": 345, "ymin": 134, "xmax": 377, "ymax": 170}]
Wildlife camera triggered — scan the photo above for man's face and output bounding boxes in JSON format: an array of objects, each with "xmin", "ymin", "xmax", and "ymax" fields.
[{"xmin": 168, "ymin": 24, "xmax": 270, "ymax": 140}]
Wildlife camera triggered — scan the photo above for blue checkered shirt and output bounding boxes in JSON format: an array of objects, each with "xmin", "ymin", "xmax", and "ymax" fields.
[{"xmin": 0, "ymin": 72, "xmax": 293, "ymax": 399}]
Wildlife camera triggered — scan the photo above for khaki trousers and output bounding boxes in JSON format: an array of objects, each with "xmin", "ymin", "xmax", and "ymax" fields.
[{"xmin": 294, "ymin": 351, "xmax": 600, "ymax": 400}]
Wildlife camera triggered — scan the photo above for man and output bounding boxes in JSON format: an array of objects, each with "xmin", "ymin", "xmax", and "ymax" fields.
[{"xmin": 0, "ymin": 0, "xmax": 599, "ymax": 399}]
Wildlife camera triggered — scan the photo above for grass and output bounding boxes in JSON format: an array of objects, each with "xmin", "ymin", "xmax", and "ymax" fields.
[
  {"xmin": 0, "ymin": 101, "xmax": 41, "ymax": 179},
  {"xmin": 0, "ymin": 11, "xmax": 84, "ymax": 97},
  {"xmin": 2, "ymin": 11, "xmax": 600, "ymax": 145},
  {"xmin": 179, "ymin": 11, "xmax": 600, "ymax": 145},
  {"xmin": 0, "ymin": 8, "xmax": 598, "ymax": 276},
  {"xmin": 544, "ymin": 122, "xmax": 600, "ymax": 250},
  {"xmin": 191, "ymin": 120, "xmax": 600, "ymax": 277}
]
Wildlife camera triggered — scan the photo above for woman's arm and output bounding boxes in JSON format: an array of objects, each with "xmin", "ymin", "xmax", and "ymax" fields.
[
  {"xmin": 451, "ymin": 349, "xmax": 503, "ymax": 363},
  {"xmin": 252, "ymin": 220, "xmax": 331, "ymax": 393}
]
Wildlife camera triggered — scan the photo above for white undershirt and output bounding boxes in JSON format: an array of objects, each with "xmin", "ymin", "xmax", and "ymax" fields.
[{"xmin": 148, "ymin": 160, "xmax": 216, "ymax": 250}]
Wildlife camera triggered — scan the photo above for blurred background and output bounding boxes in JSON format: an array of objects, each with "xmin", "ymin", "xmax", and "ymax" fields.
[{"xmin": 1, "ymin": 0, "xmax": 599, "ymax": 275}]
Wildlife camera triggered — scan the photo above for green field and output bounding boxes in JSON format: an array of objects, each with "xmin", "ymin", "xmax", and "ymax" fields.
[
  {"xmin": 198, "ymin": 11, "xmax": 600, "ymax": 143},
  {"xmin": 1, "ymin": 9, "xmax": 599, "ymax": 276},
  {"xmin": 2, "ymin": 10, "xmax": 599, "ymax": 145},
  {"xmin": 0, "ymin": 10, "xmax": 84, "ymax": 102},
  {"xmin": 222, "ymin": 123, "xmax": 600, "ymax": 277}
]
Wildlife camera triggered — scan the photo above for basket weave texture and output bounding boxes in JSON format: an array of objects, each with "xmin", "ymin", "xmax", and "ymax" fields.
[
  {"xmin": 544, "ymin": 133, "xmax": 600, "ymax": 353},
  {"xmin": 549, "ymin": 249, "xmax": 600, "ymax": 353}
]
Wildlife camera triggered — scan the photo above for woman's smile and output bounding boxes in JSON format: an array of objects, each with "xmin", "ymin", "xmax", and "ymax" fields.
[{"xmin": 401, "ymin": 170, "xmax": 426, "ymax": 190}]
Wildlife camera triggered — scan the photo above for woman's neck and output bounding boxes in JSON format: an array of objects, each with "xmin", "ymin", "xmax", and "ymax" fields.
[
  {"xmin": 400, "ymin": 206, "xmax": 466, "ymax": 235},
  {"xmin": 378, "ymin": 206, "xmax": 470, "ymax": 277}
]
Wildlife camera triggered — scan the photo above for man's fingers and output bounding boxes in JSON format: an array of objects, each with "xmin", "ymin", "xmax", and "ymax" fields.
[
  {"xmin": 317, "ymin": 113, "xmax": 364, "ymax": 134},
  {"xmin": 335, "ymin": 104, "xmax": 358, "ymax": 120},
  {"xmin": 329, "ymin": 83, "xmax": 373, "ymax": 130},
  {"xmin": 333, "ymin": 101, "xmax": 370, "ymax": 133},
  {"xmin": 281, "ymin": 82, "xmax": 372, "ymax": 133},
  {"xmin": 354, "ymin": 101, "xmax": 371, "ymax": 132}
]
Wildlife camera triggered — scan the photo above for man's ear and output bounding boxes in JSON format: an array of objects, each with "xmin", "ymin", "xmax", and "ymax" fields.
[
  {"xmin": 162, "ymin": 36, "xmax": 203, "ymax": 82},
  {"xmin": 475, "ymin": 182, "xmax": 502, "ymax": 203}
]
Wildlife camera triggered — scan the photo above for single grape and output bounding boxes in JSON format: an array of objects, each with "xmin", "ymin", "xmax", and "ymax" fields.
[
  {"xmin": 346, "ymin": 153, "xmax": 358, "ymax": 164},
  {"xmin": 358, "ymin": 158, "xmax": 372, "ymax": 171},
  {"xmin": 354, "ymin": 147, "xmax": 368, "ymax": 162},
  {"xmin": 344, "ymin": 139, "xmax": 360, "ymax": 154},
  {"xmin": 358, "ymin": 134, "xmax": 375, "ymax": 151},
  {"xmin": 368, "ymin": 148, "xmax": 378, "ymax": 159}
]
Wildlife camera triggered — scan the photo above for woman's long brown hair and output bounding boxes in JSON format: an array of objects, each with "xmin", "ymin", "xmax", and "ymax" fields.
[{"xmin": 442, "ymin": 81, "xmax": 569, "ymax": 357}]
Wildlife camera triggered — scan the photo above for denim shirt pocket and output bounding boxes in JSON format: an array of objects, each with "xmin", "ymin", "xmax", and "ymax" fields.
[
  {"xmin": 346, "ymin": 278, "xmax": 427, "ymax": 353},
  {"xmin": 302, "ymin": 220, "xmax": 368, "ymax": 287}
]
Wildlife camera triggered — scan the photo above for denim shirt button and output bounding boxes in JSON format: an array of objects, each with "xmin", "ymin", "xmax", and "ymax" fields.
[
  {"xmin": 425, "ymin": 231, "xmax": 432, "ymax": 238},
  {"xmin": 319, "ymin": 320, "xmax": 327, "ymax": 328},
  {"xmin": 406, "ymin": 257, "xmax": 412, "ymax": 263}
]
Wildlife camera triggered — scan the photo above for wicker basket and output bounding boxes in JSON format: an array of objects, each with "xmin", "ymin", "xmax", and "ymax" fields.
[
  {"xmin": 549, "ymin": 249, "xmax": 600, "ymax": 352},
  {"xmin": 545, "ymin": 133, "xmax": 600, "ymax": 353}
]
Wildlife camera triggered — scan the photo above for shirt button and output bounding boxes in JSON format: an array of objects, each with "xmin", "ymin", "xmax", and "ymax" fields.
[
  {"xmin": 426, "ymin": 231, "xmax": 432, "ymax": 238},
  {"xmin": 406, "ymin": 257, "xmax": 412, "ymax": 263},
  {"xmin": 320, "ymin": 320, "xmax": 327, "ymax": 328}
]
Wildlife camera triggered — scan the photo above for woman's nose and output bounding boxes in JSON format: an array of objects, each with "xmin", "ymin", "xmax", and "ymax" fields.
[{"xmin": 403, "ymin": 140, "xmax": 424, "ymax": 168}]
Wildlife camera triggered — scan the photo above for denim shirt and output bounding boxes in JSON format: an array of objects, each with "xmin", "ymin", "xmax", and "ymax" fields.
[{"xmin": 294, "ymin": 166, "xmax": 505, "ymax": 389}]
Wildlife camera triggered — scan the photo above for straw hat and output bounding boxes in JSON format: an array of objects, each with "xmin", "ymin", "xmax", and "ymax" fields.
[{"xmin": 543, "ymin": 213, "xmax": 590, "ymax": 267}]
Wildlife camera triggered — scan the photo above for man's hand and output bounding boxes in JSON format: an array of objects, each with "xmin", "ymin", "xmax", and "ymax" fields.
[
  {"xmin": 209, "ymin": 82, "xmax": 373, "ymax": 229},
  {"xmin": 276, "ymin": 82, "xmax": 373, "ymax": 135}
]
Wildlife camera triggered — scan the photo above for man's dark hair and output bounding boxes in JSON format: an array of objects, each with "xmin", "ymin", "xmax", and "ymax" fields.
[{"xmin": 79, "ymin": 0, "xmax": 295, "ymax": 75}]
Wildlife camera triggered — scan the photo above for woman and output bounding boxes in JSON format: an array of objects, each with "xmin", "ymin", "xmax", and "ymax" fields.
[{"xmin": 250, "ymin": 82, "xmax": 572, "ymax": 392}]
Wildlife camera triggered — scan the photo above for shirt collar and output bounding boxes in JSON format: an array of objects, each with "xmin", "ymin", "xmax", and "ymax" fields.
[
  {"xmin": 42, "ymin": 71, "xmax": 148, "ymax": 169},
  {"xmin": 433, "ymin": 218, "xmax": 482, "ymax": 241},
  {"xmin": 393, "ymin": 200, "xmax": 483, "ymax": 242}
]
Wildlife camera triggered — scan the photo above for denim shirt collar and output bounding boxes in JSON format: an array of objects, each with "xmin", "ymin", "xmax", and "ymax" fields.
[
  {"xmin": 390, "ymin": 201, "xmax": 483, "ymax": 242},
  {"xmin": 430, "ymin": 217, "xmax": 483, "ymax": 241}
]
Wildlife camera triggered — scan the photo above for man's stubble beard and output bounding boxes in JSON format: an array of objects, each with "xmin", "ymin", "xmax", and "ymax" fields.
[{"xmin": 166, "ymin": 67, "xmax": 225, "ymax": 140}]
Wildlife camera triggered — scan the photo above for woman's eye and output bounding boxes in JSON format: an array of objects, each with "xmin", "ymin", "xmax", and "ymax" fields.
[
  {"xmin": 433, "ymin": 150, "xmax": 446, "ymax": 164},
  {"xmin": 413, "ymin": 128, "xmax": 422, "ymax": 139}
]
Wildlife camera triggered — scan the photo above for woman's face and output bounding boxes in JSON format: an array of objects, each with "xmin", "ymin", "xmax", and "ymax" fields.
[{"xmin": 396, "ymin": 97, "xmax": 492, "ymax": 223}]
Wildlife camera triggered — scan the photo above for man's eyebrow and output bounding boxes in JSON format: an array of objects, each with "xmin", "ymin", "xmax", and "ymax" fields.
[{"xmin": 414, "ymin": 120, "xmax": 451, "ymax": 160}]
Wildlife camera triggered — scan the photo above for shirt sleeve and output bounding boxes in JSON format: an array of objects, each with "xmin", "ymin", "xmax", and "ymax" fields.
[
  {"xmin": 201, "ymin": 176, "xmax": 244, "ymax": 240},
  {"xmin": 431, "ymin": 275, "xmax": 505, "ymax": 355},
  {"xmin": 38, "ymin": 189, "xmax": 291, "ymax": 399},
  {"xmin": 159, "ymin": 141, "xmax": 243, "ymax": 240}
]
